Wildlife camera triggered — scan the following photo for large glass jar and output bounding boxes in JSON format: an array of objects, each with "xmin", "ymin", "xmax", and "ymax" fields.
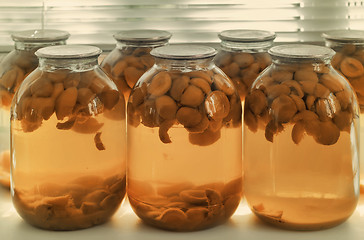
[
  {"xmin": 0, "ymin": 29, "xmax": 70, "ymax": 188},
  {"xmin": 322, "ymin": 30, "xmax": 364, "ymax": 193},
  {"xmin": 243, "ymin": 44, "xmax": 359, "ymax": 230},
  {"xmin": 127, "ymin": 45, "xmax": 242, "ymax": 231},
  {"xmin": 101, "ymin": 29, "xmax": 172, "ymax": 102},
  {"xmin": 215, "ymin": 29, "xmax": 276, "ymax": 101},
  {"xmin": 10, "ymin": 45, "xmax": 126, "ymax": 230}
]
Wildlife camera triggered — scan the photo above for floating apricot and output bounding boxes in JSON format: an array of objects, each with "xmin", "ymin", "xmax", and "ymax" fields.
[
  {"xmin": 205, "ymin": 91, "xmax": 230, "ymax": 120},
  {"xmin": 271, "ymin": 95, "xmax": 297, "ymax": 123},
  {"xmin": 233, "ymin": 53, "xmax": 254, "ymax": 68},
  {"xmin": 180, "ymin": 85, "xmax": 204, "ymax": 107},
  {"xmin": 148, "ymin": 72, "xmax": 172, "ymax": 96},
  {"xmin": 340, "ymin": 57, "xmax": 364, "ymax": 78},
  {"xmin": 176, "ymin": 107, "xmax": 201, "ymax": 127}
]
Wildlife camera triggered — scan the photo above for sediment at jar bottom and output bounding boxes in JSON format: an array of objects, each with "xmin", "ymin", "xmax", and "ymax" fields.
[
  {"xmin": 12, "ymin": 174, "xmax": 126, "ymax": 230},
  {"xmin": 254, "ymin": 213, "xmax": 351, "ymax": 231},
  {"xmin": 244, "ymin": 64, "xmax": 356, "ymax": 146},
  {"xmin": 102, "ymin": 47, "xmax": 154, "ymax": 101},
  {"xmin": 216, "ymin": 51, "xmax": 272, "ymax": 100},
  {"xmin": 128, "ymin": 70, "xmax": 242, "ymax": 146},
  {"xmin": 128, "ymin": 177, "xmax": 242, "ymax": 231},
  {"xmin": 249, "ymin": 195, "xmax": 357, "ymax": 230}
]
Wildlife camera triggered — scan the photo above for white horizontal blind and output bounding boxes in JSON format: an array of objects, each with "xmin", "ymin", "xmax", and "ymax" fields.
[{"xmin": 0, "ymin": 0, "xmax": 363, "ymax": 51}]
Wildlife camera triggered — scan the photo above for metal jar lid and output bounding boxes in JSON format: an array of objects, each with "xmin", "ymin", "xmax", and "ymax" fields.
[
  {"xmin": 150, "ymin": 45, "xmax": 217, "ymax": 60},
  {"xmin": 269, "ymin": 44, "xmax": 335, "ymax": 60},
  {"xmin": 218, "ymin": 29, "xmax": 276, "ymax": 43},
  {"xmin": 35, "ymin": 45, "xmax": 102, "ymax": 59},
  {"xmin": 11, "ymin": 29, "xmax": 70, "ymax": 43},
  {"xmin": 113, "ymin": 29, "xmax": 172, "ymax": 43},
  {"xmin": 322, "ymin": 30, "xmax": 364, "ymax": 43}
]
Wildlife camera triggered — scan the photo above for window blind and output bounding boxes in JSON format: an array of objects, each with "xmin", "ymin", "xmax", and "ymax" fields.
[{"xmin": 0, "ymin": 0, "xmax": 363, "ymax": 51}]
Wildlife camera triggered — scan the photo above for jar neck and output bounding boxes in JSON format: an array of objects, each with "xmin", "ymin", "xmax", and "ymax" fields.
[
  {"xmin": 38, "ymin": 57, "xmax": 99, "ymax": 72},
  {"xmin": 325, "ymin": 39, "xmax": 364, "ymax": 51},
  {"xmin": 154, "ymin": 57, "xmax": 215, "ymax": 71},
  {"xmin": 14, "ymin": 40, "xmax": 67, "ymax": 52},
  {"xmin": 116, "ymin": 40, "xmax": 169, "ymax": 49},
  {"xmin": 272, "ymin": 56, "xmax": 332, "ymax": 66},
  {"xmin": 220, "ymin": 40, "xmax": 273, "ymax": 53}
]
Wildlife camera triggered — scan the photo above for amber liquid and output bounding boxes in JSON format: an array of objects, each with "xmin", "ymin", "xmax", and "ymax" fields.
[
  {"xmin": 127, "ymin": 125, "xmax": 242, "ymax": 231},
  {"xmin": 360, "ymin": 113, "xmax": 364, "ymax": 193},
  {"xmin": 11, "ymin": 115, "xmax": 126, "ymax": 230},
  {"xmin": 0, "ymin": 108, "xmax": 10, "ymax": 187},
  {"xmin": 244, "ymin": 124, "xmax": 359, "ymax": 230}
]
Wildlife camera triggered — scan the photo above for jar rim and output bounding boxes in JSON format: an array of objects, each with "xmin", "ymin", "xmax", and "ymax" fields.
[
  {"xmin": 35, "ymin": 45, "xmax": 102, "ymax": 59},
  {"xmin": 322, "ymin": 30, "xmax": 364, "ymax": 42},
  {"xmin": 218, "ymin": 29, "xmax": 276, "ymax": 43},
  {"xmin": 150, "ymin": 45, "xmax": 217, "ymax": 60},
  {"xmin": 113, "ymin": 29, "xmax": 172, "ymax": 43},
  {"xmin": 269, "ymin": 44, "xmax": 335, "ymax": 60},
  {"xmin": 11, "ymin": 29, "xmax": 70, "ymax": 43}
]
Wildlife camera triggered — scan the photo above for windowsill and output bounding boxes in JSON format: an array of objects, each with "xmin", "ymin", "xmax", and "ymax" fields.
[{"xmin": 0, "ymin": 186, "xmax": 363, "ymax": 240}]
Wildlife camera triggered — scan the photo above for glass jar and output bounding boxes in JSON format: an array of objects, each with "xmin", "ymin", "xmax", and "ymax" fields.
[
  {"xmin": 243, "ymin": 44, "xmax": 359, "ymax": 230},
  {"xmin": 0, "ymin": 29, "xmax": 70, "ymax": 188},
  {"xmin": 322, "ymin": 30, "xmax": 364, "ymax": 193},
  {"xmin": 10, "ymin": 45, "xmax": 126, "ymax": 230},
  {"xmin": 127, "ymin": 45, "xmax": 242, "ymax": 231},
  {"xmin": 101, "ymin": 29, "xmax": 172, "ymax": 102},
  {"xmin": 215, "ymin": 29, "xmax": 276, "ymax": 101}
]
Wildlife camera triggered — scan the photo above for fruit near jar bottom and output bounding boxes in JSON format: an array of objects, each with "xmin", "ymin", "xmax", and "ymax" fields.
[
  {"xmin": 127, "ymin": 45, "xmax": 243, "ymax": 231},
  {"xmin": 322, "ymin": 30, "xmax": 364, "ymax": 192},
  {"xmin": 243, "ymin": 44, "xmax": 359, "ymax": 230},
  {"xmin": 10, "ymin": 45, "xmax": 126, "ymax": 230},
  {"xmin": 0, "ymin": 29, "xmax": 70, "ymax": 188}
]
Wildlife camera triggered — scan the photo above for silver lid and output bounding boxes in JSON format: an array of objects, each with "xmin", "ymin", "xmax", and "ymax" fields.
[
  {"xmin": 322, "ymin": 30, "xmax": 364, "ymax": 42},
  {"xmin": 218, "ymin": 29, "xmax": 276, "ymax": 42},
  {"xmin": 35, "ymin": 45, "xmax": 102, "ymax": 59},
  {"xmin": 114, "ymin": 29, "xmax": 172, "ymax": 43},
  {"xmin": 150, "ymin": 45, "xmax": 217, "ymax": 60},
  {"xmin": 269, "ymin": 44, "xmax": 335, "ymax": 60},
  {"xmin": 11, "ymin": 29, "xmax": 70, "ymax": 43}
]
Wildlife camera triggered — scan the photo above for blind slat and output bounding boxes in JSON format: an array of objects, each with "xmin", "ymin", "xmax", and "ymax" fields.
[{"xmin": 0, "ymin": 0, "xmax": 363, "ymax": 51}]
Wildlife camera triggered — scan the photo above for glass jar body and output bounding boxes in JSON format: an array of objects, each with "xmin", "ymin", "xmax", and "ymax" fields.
[
  {"xmin": 127, "ymin": 58, "xmax": 242, "ymax": 231},
  {"xmin": 243, "ymin": 58, "xmax": 359, "ymax": 230},
  {"xmin": 0, "ymin": 41, "xmax": 66, "ymax": 188},
  {"xmin": 10, "ymin": 57, "xmax": 126, "ymax": 230},
  {"xmin": 324, "ymin": 39, "xmax": 364, "ymax": 192},
  {"xmin": 101, "ymin": 41, "xmax": 169, "ymax": 102},
  {"xmin": 215, "ymin": 41, "xmax": 272, "ymax": 101}
]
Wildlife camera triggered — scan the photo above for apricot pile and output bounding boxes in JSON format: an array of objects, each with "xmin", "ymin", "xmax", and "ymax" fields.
[
  {"xmin": 0, "ymin": 51, "xmax": 38, "ymax": 109},
  {"xmin": 13, "ymin": 174, "xmax": 125, "ymax": 230},
  {"xmin": 215, "ymin": 51, "xmax": 272, "ymax": 100},
  {"xmin": 102, "ymin": 47, "xmax": 155, "ymax": 101},
  {"xmin": 128, "ymin": 177, "xmax": 241, "ymax": 231},
  {"xmin": 128, "ymin": 70, "xmax": 241, "ymax": 146},
  {"xmin": 13, "ymin": 69, "xmax": 123, "ymax": 150},
  {"xmin": 331, "ymin": 44, "xmax": 364, "ymax": 108},
  {"xmin": 244, "ymin": 64, "xmax": 356, "ymax": 145}
]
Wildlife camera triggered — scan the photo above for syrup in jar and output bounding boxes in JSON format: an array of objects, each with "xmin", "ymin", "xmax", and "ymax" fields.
[
  {"xmin": 127, "ymin": 45, "xmax": 243, "ymax": 231},
  {"xmin": 323, "ymin": 30, "xmax": 364, "ymax": 193},
  {"xmin": 244, "ymin": 44, "xmax": 359, "ymax": 230},
  {"xmin": 11, "ymin": 45, "xmax": 126, "ymax": 230},
  {"xmin": 0, "ymin": 29, "xmax": 70, "ymax": 188}
]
